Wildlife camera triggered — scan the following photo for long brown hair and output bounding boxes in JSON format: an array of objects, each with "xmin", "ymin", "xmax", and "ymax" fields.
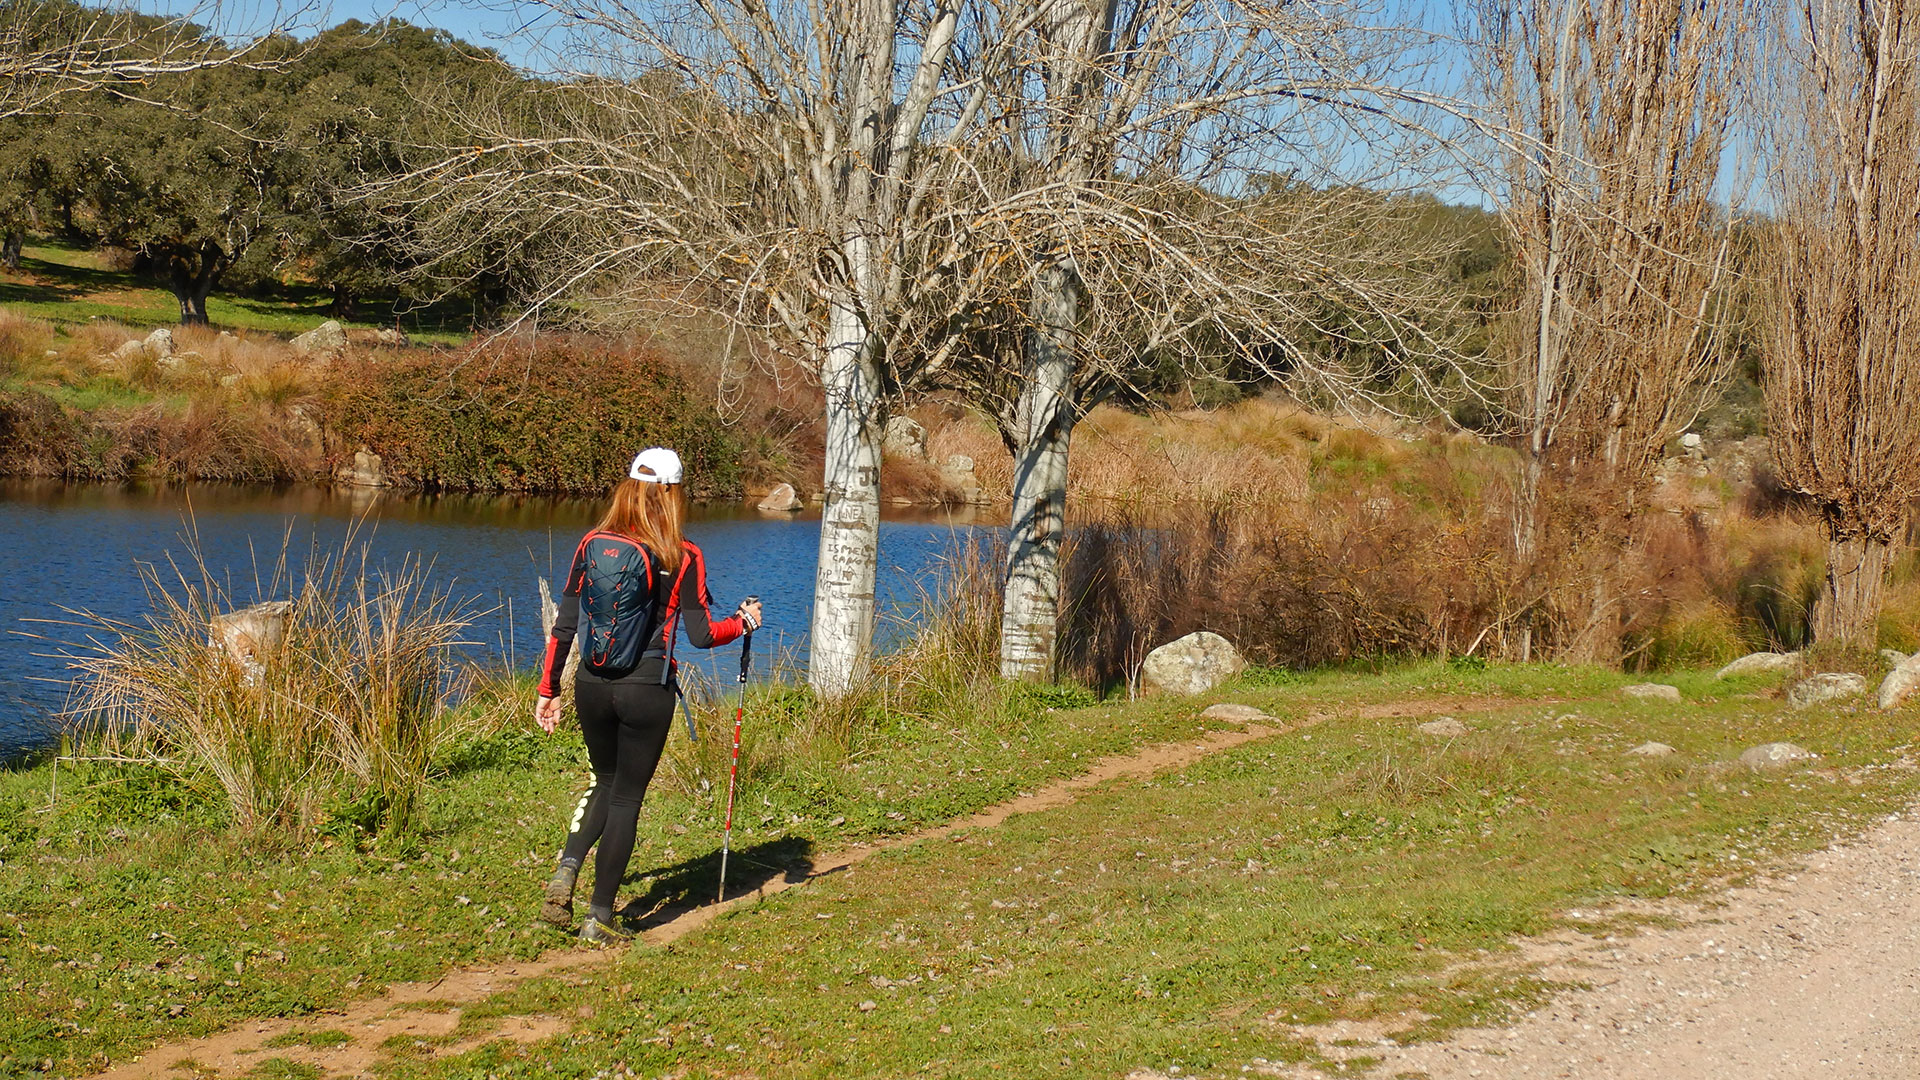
[{"xmin": 594, "ymin": 478, "xmax": 686, "ymax": 570}]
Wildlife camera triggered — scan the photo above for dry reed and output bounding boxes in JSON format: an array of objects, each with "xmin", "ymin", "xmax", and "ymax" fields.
[{"xmin": 59, "ymin": 523, "xmax": 489, "ymax": 841}]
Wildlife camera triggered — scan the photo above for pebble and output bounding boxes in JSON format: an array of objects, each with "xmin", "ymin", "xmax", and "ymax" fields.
[
  {"xmin": 1738, "ymin": 742, "xmax": 1819, "ymax": 770},
  {"xmin": 1622, "ymin": 683, "xmax": 1683, "ymax": 702}
]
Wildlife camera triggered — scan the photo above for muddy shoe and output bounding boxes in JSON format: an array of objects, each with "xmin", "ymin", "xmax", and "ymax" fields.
[
  {"xmin": 578, "ymin": 913, "xmax": 633, "ymax": 945},
  {"xmin": 539, "ymin": 864, "xmax": 578, "ymax": 928}
]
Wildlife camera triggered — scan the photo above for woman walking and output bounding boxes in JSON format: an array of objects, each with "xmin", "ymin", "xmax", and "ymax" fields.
[{"xmin": 534, "ymin": 447, "xmax": 763, "ymax": 943}]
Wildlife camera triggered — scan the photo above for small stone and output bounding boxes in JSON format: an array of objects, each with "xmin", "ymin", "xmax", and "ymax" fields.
[
  {"xmin": 882, "ymin": 416, "xmax": 929, "ymax": 461},
  {"xmin": 1715, "ymin": 651, "xmax": 1799, "ymax": 679},
  {"xmin": 1627, "ymin": 742, "xmax": 1677, "ymax": 757},
  {"xmin": 370, "ymin": 326, "xmax": 408, "ymax": 346},
  {"xmin": 291, "ymin": 319, "xmax": 348, "ymax": 357},
  {"xmin": 938, "ymin": 454, "xmax": 987, "ymax": 505},
  {"xmin": 755, "ymin": 482, "xmax": 804, "ymax": 512},
  {"xmin": 335, "ymin": 447, "xmax": 389, "ymax": 488},
  {"xmin": 1878, "ymin": 653, "xmax": 1920, "ymax": 711},
  {"xmin": 1738, "ymin": 742, "xmax": 1818, "ymax": 770},
  {"xmin": 1787, "ymin": 672, "xmax": 1868, "ymax": 709},
  {"xmin": 1417, "ymin": 717, "xmax": 1469, "ymax": 738},
  {"xmin": 208, "ymin": 600, "xmax": 293, "ymax": 668},
  {"xmin": 1879, "ymin": 649, "xmax": 1909, "ymax": 668},
  {"xmin": 1621, "ymin": 683, "xmax": 1682, "ymax": 702},
  {"xmin": 1139, "ymin": 631, "xmax": 1245, "ymax": 696},
  {"xmin": 142, "ymin": 326, "xmax": 175, "ymax": 359},
  {"xmin": 1679, "ymin": 432, "xmax": 1703, "ymax": 450},
  {"xmin": 858, "ymin": 1000, "xmax": 876, "ymax": 1013},
  {"xmin": 1200, "ymin": 703, "xmax": 1271, "ymax": 724}
]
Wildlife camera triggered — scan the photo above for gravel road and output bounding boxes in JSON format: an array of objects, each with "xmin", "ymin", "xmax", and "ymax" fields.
[{"xmin": 1292, "ymin": 809, "xmax": 1920, "ymax": 1079}]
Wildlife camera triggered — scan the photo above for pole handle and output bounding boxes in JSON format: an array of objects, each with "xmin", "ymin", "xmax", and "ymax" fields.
[{"xmin": 738, "ymin": 595, "xmax": 758, "ymax": 684}]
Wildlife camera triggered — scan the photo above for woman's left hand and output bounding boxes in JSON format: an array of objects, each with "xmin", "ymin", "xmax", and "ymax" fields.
[{"xmin": 535, "ymin": 695, "xmax": 563, "ymax": 733}]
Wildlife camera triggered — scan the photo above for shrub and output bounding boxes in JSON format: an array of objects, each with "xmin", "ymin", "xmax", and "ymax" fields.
[{"xmin": 324, "ymin": 338, "xmax": 743, "ymax": 495}]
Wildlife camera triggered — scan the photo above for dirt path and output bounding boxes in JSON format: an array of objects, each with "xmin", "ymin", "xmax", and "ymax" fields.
[
  {"xmin": 88, "ymin": 696, "xmax": 1475, "ymax": 1079},
  {"xmin": 1280, "ymin": 808, "xmax": 1920, "ymax": 1080}
]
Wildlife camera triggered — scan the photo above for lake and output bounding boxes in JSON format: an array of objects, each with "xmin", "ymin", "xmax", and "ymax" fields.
[{"xmin": 0, "ymin": 480, "xmax": 992, "ymax": 760}]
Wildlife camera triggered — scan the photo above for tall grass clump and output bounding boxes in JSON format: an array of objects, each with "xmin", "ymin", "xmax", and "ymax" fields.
[
  {"xmin": 659, "ymin": 529, "xmax": 1019, "ymax": 803},
  {"xmin": 0, "ymin": 309, "xmax": 56, "ymax": 373},
  {"xmin": 61, "ymin": 525, "xmax": 490, "ymax": 841}
]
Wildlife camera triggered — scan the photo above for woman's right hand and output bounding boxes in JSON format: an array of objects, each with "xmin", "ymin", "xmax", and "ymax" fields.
[
  {"xmin": 535, "ymin": 695, "xmax": 563, "ymax": 733},
  {"xmin": 738, "ymin": 598, "xmax": 764, "ymax": 631}
]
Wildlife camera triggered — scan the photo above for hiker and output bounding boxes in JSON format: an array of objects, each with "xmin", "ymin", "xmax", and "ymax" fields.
[{"xmin": 534, "ymin": 447, "xmax": 763, "ymax": 943}]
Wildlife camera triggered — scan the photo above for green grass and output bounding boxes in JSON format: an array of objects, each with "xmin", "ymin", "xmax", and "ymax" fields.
[
  {"xmin": 3, "ymin": 660, "xmax": 1914, "ymax": 1079},
  {"xmin": 261, "ymin": 1028, "xmax": 352, "ymax": 1050},
  {"xmin": 0, "ymin": 239, "xmax": 468, "ymax": 346}
]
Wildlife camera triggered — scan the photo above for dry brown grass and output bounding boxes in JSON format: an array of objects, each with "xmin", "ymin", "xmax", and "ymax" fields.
[
  {"xmin": 61, "ymin": 527, "xmax": 495, "ymax": 840},
  {"xmin": 0, "ymin": 308, "xmax": 56, "ymax": 373}
]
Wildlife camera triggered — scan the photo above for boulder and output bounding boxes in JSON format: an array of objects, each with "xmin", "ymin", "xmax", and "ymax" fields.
[
  {"xmin": 1621, "ymin": 683, "xmax": 1682, "ymax": 703},
  {"xmin": 291, "ymin": 319, "xmax": 348, "ymax": 357},
  {"xmin": 1417, "ymin": 717, "xmax": 1469, "ymax": 738},
  {"xmin": 371, "ymin": 326, "xmax": 408, "ymax": 346},
  {"xmin": 756, "ymin": 482, "xmax": 804, "ymax": 512},
  {"xmin": 286, "ymin": 404, "xmax": 325, "ymax": 459},
  {"xmin": 1787, "ymin": 672, "xmax": 1868, "ymax": 709},
  {"xmin": 1679, "ymin": 431, "xmax": 1703, "ymax": 452},
  {"xmin": 218, "ymin": 373, "xmax": 241, "ymax": 388},
  {"xmin": 1715, "ymin": 651, "xmax": 1800, "ymax": 679},
  {"xmin": 883, "ymin": 416, "xmax": 929, "ymax": 461},
  {"xmin": 108, "ymin": 339, "xmax": 146, "ymax": 365},
  {"xmin": 1878, "ymin": 653, "xmax": 1920, "ymax": 711},
  {"xmin": 335, "ymin": 448, "xmax": 389, "ymax": 488},
  {"xmin": 142, "ymin": 326, "xmax": 175, "ymax": 359},
  {"xmin": 1200, "ymin": 702, "xmax": 1271, "ymax": 724},
  {"xmin": 1879, "ymin": 649, "xmax": 1909, "ymax": 668},
  {"xmin": 1738, "ymin": 742, "xmax": 1818, "ymax": 770},
  {"xmin": 1627, "ymin": 741, "xmax": 1677, "ymax": 757},
  {"xmin": 939, "ymin": 454, "xmax": 986, "ymax": 505},
  {"xmin": 209, "ymin": 599, "xmax": 292, "ymax": 675},
  {"xmin": 1139, "ymin": 631, "xmax": 1245, "ymax": 696}
]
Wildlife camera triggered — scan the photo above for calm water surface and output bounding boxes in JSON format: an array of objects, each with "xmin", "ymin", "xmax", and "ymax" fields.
[{"xmin": 0, "ymin": 480, "xmax": 991, "ymax": 760}]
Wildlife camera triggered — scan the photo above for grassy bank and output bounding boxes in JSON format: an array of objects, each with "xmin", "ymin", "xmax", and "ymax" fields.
[
  {"xmin": 5, "ymin": 656, "xmax": 1919, "ymax": 1078},
  {"xmin": 301, "ymin": 664, "xmax": 1920, "ymax": 1080}
]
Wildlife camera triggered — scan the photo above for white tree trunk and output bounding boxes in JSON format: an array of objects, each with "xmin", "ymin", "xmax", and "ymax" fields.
[
  {"xmin": 999, "ymin": 261, "xmax": 1079, "ymax": 680},
  {"xmin": 809, "ymin": 287, "xmax": 884, "ymax": 696}
]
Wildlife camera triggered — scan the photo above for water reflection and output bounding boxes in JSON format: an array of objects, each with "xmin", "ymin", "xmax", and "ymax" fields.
[{"xmin": 1, "ymin": 480, "xmax": 995, "ymax": 759}]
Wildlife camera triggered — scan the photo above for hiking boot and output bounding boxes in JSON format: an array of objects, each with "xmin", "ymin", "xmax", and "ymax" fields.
[
  {"xmin": 578, "ymin": 913, "xmax": 633, "ymax": 945},
  {"xmin": 539, "ymin": 864, "xmax": 578, "ymax": 928}
]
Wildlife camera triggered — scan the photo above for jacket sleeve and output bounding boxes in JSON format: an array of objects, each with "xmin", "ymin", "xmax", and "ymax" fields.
[
  {"xmin": 538, "ymin": 535, "xmax": 590, "ymax": 697},
  {"xmin": 675, "ymin": 543, "xmax": 745, "ymax": 649}
]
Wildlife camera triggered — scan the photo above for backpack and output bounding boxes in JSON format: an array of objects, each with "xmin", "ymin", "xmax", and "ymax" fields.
[{"xmin": 578, "ymin": 533, "xmax": 673, "ymax": 677}]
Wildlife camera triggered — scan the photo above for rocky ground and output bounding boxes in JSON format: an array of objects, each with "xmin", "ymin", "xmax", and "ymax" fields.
[{"xmin": 1276, "ymin": 806, "xmax": 1920, "ymax": 1079}]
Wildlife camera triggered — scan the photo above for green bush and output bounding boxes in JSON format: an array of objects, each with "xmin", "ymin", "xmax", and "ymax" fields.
[{"xmin": 324, "ymin": 340, "xmax": 743, "ymax": 495}]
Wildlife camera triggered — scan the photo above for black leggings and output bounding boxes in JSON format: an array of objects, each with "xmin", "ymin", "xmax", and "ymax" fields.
[{"xmin": 559, "ymin": 675, "xmax": 675, "ymax": 917}]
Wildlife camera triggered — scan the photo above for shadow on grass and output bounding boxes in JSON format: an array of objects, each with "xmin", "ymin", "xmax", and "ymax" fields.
[
  {"xmin": 617, "ymin": 834, "xmax": 823, "ymax": 932},
  {"xmin": 4, "ymin": 237, "xmax": 475, "ymax": 339}
]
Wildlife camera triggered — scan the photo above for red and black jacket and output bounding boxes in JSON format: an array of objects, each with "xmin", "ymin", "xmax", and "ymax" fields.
[{"xmin": 538, "ymin": 533, "xmax": 745, "ymax": 696}]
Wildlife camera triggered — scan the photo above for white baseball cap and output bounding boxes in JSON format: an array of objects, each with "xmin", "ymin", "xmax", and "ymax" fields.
[{"xmin": 629, "ymin": 447, "xmax": 684, "ymax": 484}]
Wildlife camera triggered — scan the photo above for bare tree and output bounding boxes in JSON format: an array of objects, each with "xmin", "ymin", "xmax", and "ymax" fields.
[
  {"xmin": 1464, "ymin": 0, "xmax": 1750, "ymax": 661},
  {"xmin": 394, "ymin": 0, "xmax": 1000, "ymax": 695},
  {"xmin": 1, "ymin": 0, "xmax": 307, "ymax": 120},
  {"xmin": 928, "ymin": 0, "xmax": 1487, "ymax": 680},
  {"xmin": 1764, "ymin": 0, "xmax": 1920, "ymax": 648}
]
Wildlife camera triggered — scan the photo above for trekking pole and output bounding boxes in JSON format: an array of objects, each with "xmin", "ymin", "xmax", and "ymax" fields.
[{"xmin": 718, "ymin": 598, "xmax": 756, "ymax": 903}]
